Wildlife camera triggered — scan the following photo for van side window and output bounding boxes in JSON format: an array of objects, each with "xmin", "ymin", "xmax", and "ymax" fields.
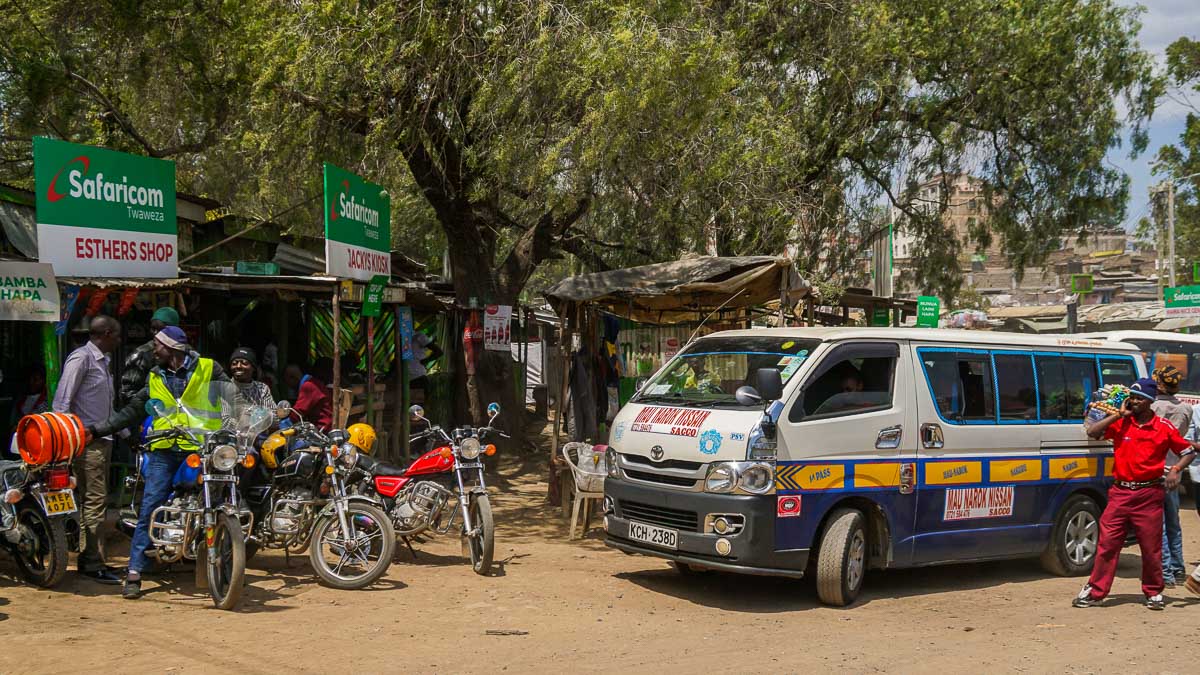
[
  {"xmin": 1098, "ymin": 357, "xmax": 1136, "ymax": 386},
  {"xmin": 920, "ymin": 351, "xmax": 995, "ymax": 423},
  {"xmin": 791, "ymin": 348, "xmax": 897, "ymax": 422},
  {"xmin": 1035, "ymin": 356, "xmax": 1097, "ymax": 422},
  {"xmin": 994, "ymin": 354, "xmax": 1038, "ymax": 421}
]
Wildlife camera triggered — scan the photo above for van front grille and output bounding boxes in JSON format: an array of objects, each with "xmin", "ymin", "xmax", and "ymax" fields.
[
  {"xmin": 619, "ymin": 500, "xmax": 699, "ymax": 532},
  {"xmin": 623, "ymin": 469, "xmax": 698, "ymax": 488}
]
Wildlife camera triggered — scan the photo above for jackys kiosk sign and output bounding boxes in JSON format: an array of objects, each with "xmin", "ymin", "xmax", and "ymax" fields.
[
  {"xmin": 34, "ymin": 137, "xmax": 177, "ymax": 277},
  {"xmin": 323, "ymin": 163, "xmax": 391, "ymax": 281}
]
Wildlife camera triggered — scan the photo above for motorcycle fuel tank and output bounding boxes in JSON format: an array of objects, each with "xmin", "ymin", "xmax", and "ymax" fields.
[{"xmin": 405, "ymin": 447, "xmax": 454, "ymax": 477}]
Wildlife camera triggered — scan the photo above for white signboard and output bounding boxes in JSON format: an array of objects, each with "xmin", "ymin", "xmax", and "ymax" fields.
[
  {"xmin": 483, "ymin": 304, "xmax": 512, "ymax": 352},
  {"xmin": 943, "ymin": 485, "xmax": 1015, "ymax": 521},
  {"xmin": 0, "ymin": 262, "xmax": 60, "ymax": 322}
]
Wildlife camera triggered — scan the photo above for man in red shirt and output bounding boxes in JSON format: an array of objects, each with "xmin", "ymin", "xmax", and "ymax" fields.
[{"xmin": 1074, "ymin": 378, "xmax": 1198, "ymax": 610}]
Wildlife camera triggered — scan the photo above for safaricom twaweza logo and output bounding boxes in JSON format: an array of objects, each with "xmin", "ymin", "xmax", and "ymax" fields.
[
  {"xmin": 330, "ymin": 179, "xmax": 381, "ymax": 239},
  {"xmin": 46, "ymin": 154, "xmax": 166, "ymax": 222}
]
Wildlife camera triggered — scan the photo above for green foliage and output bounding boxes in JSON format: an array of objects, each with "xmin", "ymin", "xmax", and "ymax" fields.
[
  {"xmin": 1150, "ymin": 37, "xmax": 1200, "ymax": 282},
  {"xmin": 0, "ymin": 0, "xmax": 1159, "ymax": 305}
]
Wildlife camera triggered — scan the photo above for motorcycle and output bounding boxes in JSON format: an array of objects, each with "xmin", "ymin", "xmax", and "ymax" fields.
[
  {"xmin": 126, "ymin": 399, "xmax": 262, "ymax": 610},
  {"xmin": 350, "ymin": 402, "xmax": 506, "ymax": 575},
  {"xmin": 242, "ymin": 403, "xmax": 395, "ymax": 590},
  {"xmin": 0, "ymin": 457, "xmax": 79, "ymax": 587}
]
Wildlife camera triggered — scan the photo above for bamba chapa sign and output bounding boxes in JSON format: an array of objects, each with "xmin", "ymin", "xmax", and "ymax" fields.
[{"xmin": 0, "ymin": 262, "xmax": 60, "ymax": 322}]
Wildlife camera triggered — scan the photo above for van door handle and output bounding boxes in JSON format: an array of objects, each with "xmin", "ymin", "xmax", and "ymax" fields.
[
  {"xmin": 875, "ymin": 425, "xmax": 903, "ymax": 449},
  {"xmin": 921, "ymin": 423, "xmax": 944, "ymax": 449}
]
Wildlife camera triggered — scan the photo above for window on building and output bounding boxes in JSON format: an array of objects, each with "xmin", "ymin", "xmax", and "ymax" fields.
[{"xmin": 921, "ymin": 351, "xmax": 995, "ymax": 423}]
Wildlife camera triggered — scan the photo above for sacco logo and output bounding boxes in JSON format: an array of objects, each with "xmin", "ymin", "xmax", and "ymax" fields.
[
  {"xmin": 46, "ymin": 154, "xmax": 164, "ymax": 209},
  {"xmin": 330, "ymin": 179, "xmax": 380, "ymax": 231}
]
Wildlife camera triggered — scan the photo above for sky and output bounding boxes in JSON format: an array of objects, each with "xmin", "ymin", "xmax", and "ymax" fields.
[{"xmin": 1112, "ymin": 0, "xmax": 1200, "ymax": 231}]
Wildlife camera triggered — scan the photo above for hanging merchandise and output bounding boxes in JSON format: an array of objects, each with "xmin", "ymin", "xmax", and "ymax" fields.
[
  {"xmin": 117, "ymin": 287, "xmax": 139, "ymax": 316},
  {"xmin": 85, "ymin": 289, "xmax": 108, "ymax": 316}
]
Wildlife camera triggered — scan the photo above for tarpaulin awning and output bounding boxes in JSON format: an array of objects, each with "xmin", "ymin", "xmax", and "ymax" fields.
[
  {"xmin": 57, "ymin": 276, "xmax": 190, "ymax": 289},
  {"xmin": 543, "ymin": 255, "xmax": 809, "ymax": 324},
  {"xmin": 0, "ymin": 200, "xmax": 37, "ymax": 260}
]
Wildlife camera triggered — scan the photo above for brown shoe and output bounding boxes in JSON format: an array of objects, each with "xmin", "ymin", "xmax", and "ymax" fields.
[{"xmin": 1185, "ymin": 575, "xmax": 1200, "ymax": 597}]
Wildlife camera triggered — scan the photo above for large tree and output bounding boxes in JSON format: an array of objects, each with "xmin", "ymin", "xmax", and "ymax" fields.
[{"xmin": 1, "ymin": 0, "xmax": 1160, "ymax": 422}]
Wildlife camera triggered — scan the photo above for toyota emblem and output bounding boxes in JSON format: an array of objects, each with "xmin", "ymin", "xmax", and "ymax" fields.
[{"xmin": 650, "ymin": 445, "xmax": 664, "ymax": 461}]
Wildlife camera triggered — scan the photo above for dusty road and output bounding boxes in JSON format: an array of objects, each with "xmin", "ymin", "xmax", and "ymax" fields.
[{"xmin": 3, "ymin": 458, "xmax": 1199, "ymax": 674}]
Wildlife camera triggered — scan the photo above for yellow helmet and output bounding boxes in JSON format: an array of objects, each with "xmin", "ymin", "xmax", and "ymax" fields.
[
  {"xmin": 260, "ymin": 432, "xmax": 289, "ymax": 469},
  {"xmin": 347, "ymin": 423, "xmax": 377, "ymax": 454}
]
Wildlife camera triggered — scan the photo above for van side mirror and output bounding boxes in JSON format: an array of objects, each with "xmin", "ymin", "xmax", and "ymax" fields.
[{"xmin": 755, "ymin": 368, "xmax": 783, "ymax": 402}]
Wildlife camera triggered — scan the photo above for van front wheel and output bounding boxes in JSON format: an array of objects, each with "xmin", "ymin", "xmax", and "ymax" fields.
[
  {"xmin": 1041, "ymin": 495, "xmax": 1100, "ymax": 576},
  {"xmin": 815, "ymin": 508, "xmax": 867, "ymax": 607}
]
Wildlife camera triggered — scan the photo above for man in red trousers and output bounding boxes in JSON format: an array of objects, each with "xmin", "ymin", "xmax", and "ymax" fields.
[{"xmin": 1074, "ymin": 378, "xmax": 1198, "ymax": 610}]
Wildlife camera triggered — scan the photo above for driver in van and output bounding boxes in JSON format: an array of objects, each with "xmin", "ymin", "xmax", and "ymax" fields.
[
  {"xmin": 1073, "ymin": 378, "xmax": 1199, "ymax": 610},
  {"xmin": 88, "ymin": 326, "xmax": 240, "ymax": 600}
]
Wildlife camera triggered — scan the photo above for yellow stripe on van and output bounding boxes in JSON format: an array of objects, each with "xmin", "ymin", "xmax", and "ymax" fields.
[
  {"xmin": 1048, "ymin": 457, "xmax": 1099, "ymax": 480},
  {"xmin": 924, "ymin": 460, "xmax": 982, "ymax": 486},
  {"xmin": 855, "ymin": 462, "xmax": 901, "ymax": 488},
  {"xmin": 989, "ymin": 459, "xmax": 1042, "ymax": 483},
  {"xmin": 1103, "ymin": 457, "xmax": 1115, "ymax": 477},
  {"xmin": 776, "ymin": 464, "xmax": 845, "ymax": 491}
]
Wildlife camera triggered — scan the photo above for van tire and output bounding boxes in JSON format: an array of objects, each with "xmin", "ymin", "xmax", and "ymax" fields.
[
  {"xmin": 815, "ymin": 508, "xmax": 867, "ymax": 606},
  {"xmin": 1040, "ymin": 495, "xmax": 1101, "ymax": 576}
]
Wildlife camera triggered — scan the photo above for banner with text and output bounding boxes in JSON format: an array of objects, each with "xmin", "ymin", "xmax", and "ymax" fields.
[
  {"xmin": 323, "ymin": 163, "xmax": 391, "ymax": 281},
  {"xmin": 0, "ymin": 262, "xmax": 60, "ymax": 322},
  {"xmin": 34, "ymin": 137, "xmax": 177, "ymax": 277},
  {"xmin": 1164, "ymin": 285, "xmax": 1200, "ymax": 318}
]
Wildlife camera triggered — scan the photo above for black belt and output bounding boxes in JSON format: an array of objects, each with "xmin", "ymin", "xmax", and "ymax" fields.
[{"xmin": 1114, "ymin": 478, "xmax": 1164, "ymax": 489}]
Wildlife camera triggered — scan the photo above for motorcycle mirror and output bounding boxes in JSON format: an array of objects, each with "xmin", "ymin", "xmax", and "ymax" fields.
[
  {"xmin": 409, "ymin": 404, "xmax": 426, "ymax": 420},
  {"xmin": 277, "ymin": 400, "xmax": 291, "ymax": 411},
  {"xmin": 145, "ymin": 399, "xmax": 168, "ymax": 418},
  {"xmin": 487, "ymin": 402, "xmax": 500, "ymax": 418}
]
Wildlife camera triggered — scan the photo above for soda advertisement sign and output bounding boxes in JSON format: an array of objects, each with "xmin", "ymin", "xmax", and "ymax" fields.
[
  {"xmin": 323, "ymin": 163, "xmax": 391, "ymax": 281},
  {"xmin": 34, "ymin": 137, "xmax": 177, "ymax": 277}
]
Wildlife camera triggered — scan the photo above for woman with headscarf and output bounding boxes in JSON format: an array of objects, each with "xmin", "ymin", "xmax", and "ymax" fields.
[{"xmin": 293, "ymin": 357, "xmax": 334, "ymax": 431}]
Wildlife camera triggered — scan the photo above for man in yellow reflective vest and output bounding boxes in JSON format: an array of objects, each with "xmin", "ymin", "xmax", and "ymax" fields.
[{"xmin": 90, "ymin": 326, "xmax": 238, "ymax": 599}]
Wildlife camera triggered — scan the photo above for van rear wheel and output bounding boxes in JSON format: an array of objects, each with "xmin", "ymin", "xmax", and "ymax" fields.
[
  {"xmin": 1041, "ymin": 495, "xmax": 1100, "ymax": 576},
  {"xmin": 815, "ymin": 508, "xmax": 867, "ymax": 607}
]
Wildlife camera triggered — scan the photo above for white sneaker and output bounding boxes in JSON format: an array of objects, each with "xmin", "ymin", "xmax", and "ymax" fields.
[{"xmin": 1146, "ymin": 594, "xmax": 1165, "ymax": 610}]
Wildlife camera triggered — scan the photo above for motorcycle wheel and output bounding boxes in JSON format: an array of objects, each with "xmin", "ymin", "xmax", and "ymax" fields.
[
  {"xmin": 12, "ymin": 502, "xmax": 68, "ymax": 588},
  {"xmin": 309, "ymin": 502, "xmax": 395, "ymax": 590},
  {"xmin": 464, "ymin": 493, "xmax": 495, "ymax": 576},
  {"xmin": 206, "ymin": 512, "xmax": 246, "ymax": 611}
]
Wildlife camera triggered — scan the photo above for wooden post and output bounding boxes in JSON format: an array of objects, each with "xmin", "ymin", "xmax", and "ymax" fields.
[
  {"xmin": 332, "ymin": 286, "xmax": 342, "ymax": 425},
  {"xmin": 366, "ymin": 314, "xmax": 375, "ymax": 428}
]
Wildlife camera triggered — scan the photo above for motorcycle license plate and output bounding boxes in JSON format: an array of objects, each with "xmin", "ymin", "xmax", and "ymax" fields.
[
  {"xmin": 41, "ymin": 490, "xmax": 77, "ymax": 516},
  {"xmin": 628, "ymin": 520, "xmax": 677, "ymax": 550}
]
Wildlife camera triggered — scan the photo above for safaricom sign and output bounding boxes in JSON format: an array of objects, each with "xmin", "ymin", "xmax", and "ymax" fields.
[
  {"xmin": 323, "ymin": 163, "xmax": 391, "ymax": 281},
  {"xmin": 34, "ymin": 137, "xmax": 177, "ymax": 277}
]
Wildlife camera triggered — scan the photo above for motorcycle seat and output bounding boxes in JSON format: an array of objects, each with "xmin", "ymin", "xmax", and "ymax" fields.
[{"xmin": 371, "ymin": 462, "xmax": 409, "ymax": 478}]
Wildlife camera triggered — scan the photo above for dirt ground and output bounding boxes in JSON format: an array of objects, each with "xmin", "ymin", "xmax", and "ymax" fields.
[{"xmin": 3, "ymin": 452, "xmax": 1200, "ymax": 674}]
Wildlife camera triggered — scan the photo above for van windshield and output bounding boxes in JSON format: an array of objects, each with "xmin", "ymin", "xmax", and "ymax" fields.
[
  {"xmin": 1125, "ymin": 338, "xmax": 1200, "ymax": 395},
  {"xmin": 633, "ymin": 336, "xmax": 820, "ymax": 407}
]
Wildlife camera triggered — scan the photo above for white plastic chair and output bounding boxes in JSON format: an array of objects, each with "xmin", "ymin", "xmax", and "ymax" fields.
[{"xmin": 562, "ymin": 442, "xmax": 606, "ymax": 540}]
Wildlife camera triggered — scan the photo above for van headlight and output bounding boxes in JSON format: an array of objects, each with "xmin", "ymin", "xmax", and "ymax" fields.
[
  {"xmin": 606, "ymin": 447, "xmax": 620, "ymax": 478},
  {"xmin": 704, "ymin": 461, "xmax": 774, "ymax": 494},
  {"xmin": 211, "ymin": 444, "xmax": 238, "ymax": 472},
  {"xmin": 705, "ymin": 463, "xmax": 738, "ymax": 493}
]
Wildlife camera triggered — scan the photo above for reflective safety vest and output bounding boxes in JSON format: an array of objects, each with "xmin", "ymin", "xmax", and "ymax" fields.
[{"xmin": 147, "ymin": 358, "xmax": 222, "ymax": 452}]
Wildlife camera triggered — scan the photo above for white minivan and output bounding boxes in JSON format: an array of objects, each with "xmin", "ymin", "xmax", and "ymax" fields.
[{"xmin": 603, "ymin": 328, "xmax": 1144, "ymax": 605}]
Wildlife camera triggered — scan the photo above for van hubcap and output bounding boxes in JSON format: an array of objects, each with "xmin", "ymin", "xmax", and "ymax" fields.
[
  {"xmin": 847, "ymin": 529, "xmax": 866, "ymax": 589},
  {"xmin": 1065, "ymin": 511, "xmax": 1098, "ymax": 565}
]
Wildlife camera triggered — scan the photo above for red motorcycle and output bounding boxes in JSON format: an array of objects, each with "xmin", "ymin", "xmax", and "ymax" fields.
[{"xmin": 350, "ymin": 403, "xmax": 507, "ymax": 575}]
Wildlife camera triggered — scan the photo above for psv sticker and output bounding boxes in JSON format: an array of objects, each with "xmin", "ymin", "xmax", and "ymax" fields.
[
  {"xmin": 943, "ymin": 486, "xmax": 1015, "ymax": 521},
  {"xmin": 777, "ymin": 495, "xmax": 802, "ymax": 518}
]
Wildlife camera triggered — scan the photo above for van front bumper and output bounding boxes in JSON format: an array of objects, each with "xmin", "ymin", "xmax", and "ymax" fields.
[{"xmin": 603, "ymin": 477, "xmax": 809, "ymax": 578}]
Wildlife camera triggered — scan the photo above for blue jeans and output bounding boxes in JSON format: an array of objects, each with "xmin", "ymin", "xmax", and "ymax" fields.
[
  {"xmin": 1162, "ymin": 488, "xmax": 1185, "ymax": 582},
  {"xmin": 129, "ymin": 451, "xmax": 185, "ymax": 574}
]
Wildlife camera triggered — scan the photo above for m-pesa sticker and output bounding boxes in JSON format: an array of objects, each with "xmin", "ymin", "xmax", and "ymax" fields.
[
  {"xmin": 944, "ymin": 486, "xmax": 1015, "ymax": 521},
  {"xmin": 629, "ymin": 406, "xmax": 712, "ymax": 438}
]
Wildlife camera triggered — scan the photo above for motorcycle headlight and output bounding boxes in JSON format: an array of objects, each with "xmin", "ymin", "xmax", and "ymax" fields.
[
  {"xmin": 705, "ymin": 463, "xmax": 738, "ymax": 493},
  {"xmin": 460, "ymin": 437, "xmax": 482, "ymax": 460},
  {"xmin": 737, "ymin": 463, "xmax": 775, "ymax": 494},
  {"xmin": 606, "ymin": 447, "xmax": 620, "ymax": 478},
  {"xmin": 339, "ymin": 443, "xmax": 359, "ymax": 468},
  {"xmin": 211, "ymin": 444, "xmax": 238, "ymax": 472}
]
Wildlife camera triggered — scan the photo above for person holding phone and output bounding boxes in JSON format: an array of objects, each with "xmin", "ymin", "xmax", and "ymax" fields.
[{"xmin": 1073, "ymin": 378, "xmax": 1199, "ymax": 610}]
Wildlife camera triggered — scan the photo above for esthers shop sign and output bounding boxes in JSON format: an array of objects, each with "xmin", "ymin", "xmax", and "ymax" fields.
[
  {"xmin": 35, "ymin": 137, "xmax": 177, "ymax": 277},
  {"xmin": 323, "ymin": 163, "xmax": 391, "ymax": 281}
]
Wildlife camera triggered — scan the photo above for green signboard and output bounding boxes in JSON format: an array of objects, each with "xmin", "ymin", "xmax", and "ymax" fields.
[
  {"xmin": 871, "ymin": 308, "xmax": 890, "ymax": 327},
  {"xmin": 916, "ymin": 295, "xmax": 940, "ymax": 328},
  {"xmin": 34, "ymin": 137, "xmax": 177, "ymax": 277},
  {"xmin": 235, "ymin": 261, "xmax": 280, "ymax": 276},
  {"xmin": 1070, "ymin": 274, "xmax": 1093, "ymax": 293},
  {"xmin": 323, "ymin": 163, "xmax": 391, "ymax": 281},
  {"xmin": 1193, "ymin": 261, "xmax": 1200, "ymax": 284},
  {"xmin": 361, "ymin": 274, "xmax": 389, "ymax": 318},
  {"xmin": 1164, "ymin": 285, "xmax": 1200, "ymax": 318}
]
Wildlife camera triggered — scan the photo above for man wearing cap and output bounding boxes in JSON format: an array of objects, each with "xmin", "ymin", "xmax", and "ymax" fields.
[
  {"xmin": 1151, "ymin": 366, "xmax": 1192, "ymax": 588},
  {"xmin": 90, "ymin": 326, "xmax": 238, "ymax": 599},
  {"xmin": 120, "ymin": 307, "xmax": 180, "ymax": 405},
  {"xmin": 229, "ymin": 347, "xmax": 283, "ymax": 416},
  {"xmin": 1073, "ymin": 377, "xmax": 1199, "ymax": 610}
]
